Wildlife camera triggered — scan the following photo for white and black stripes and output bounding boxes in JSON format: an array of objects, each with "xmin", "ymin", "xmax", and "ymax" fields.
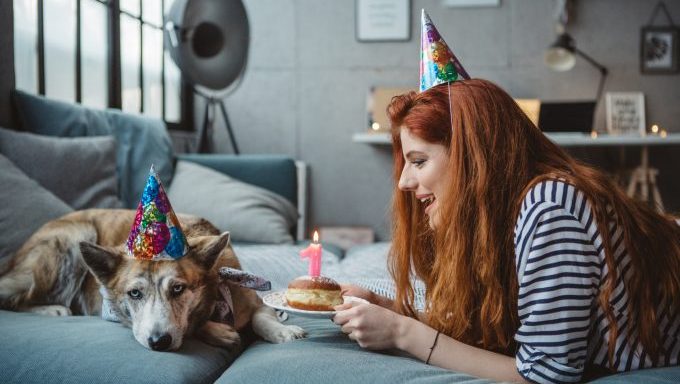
[{"xmin": 513, "ymin": 180, "xmax": 679, "ymax": 384}]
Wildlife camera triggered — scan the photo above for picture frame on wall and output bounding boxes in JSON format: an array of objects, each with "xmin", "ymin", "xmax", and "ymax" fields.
[
  {"xmin": 356, "ymin": 0, "xmax": 411, "ymax": 42},
  {"xmin": 640, "ymin": 26, "xmax": 679, "ymax": 74},
  {"xmin": 605, "ymin": 92, "xmax": 646, "ymax": 136}
]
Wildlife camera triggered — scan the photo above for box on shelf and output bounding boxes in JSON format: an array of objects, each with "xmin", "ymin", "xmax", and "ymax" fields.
[{"xmin": 319, "ymin": 226, "xmax": 375, "ymax": 251}]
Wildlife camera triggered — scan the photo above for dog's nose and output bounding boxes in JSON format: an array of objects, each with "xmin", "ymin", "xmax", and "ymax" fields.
[{"xmin": 148, "ymin": 333, "xmax": 172, "ymax": 351}]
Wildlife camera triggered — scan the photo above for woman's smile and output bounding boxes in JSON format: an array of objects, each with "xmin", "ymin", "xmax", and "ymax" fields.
[{"xmin": 417, "ymin": 194, "xmax": 437, "ymax": 215}]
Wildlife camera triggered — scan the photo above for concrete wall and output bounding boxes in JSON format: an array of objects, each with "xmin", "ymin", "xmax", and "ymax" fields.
[{"xmin": 202, "ymin": 0, "xmax": 680, "ymax": 239}]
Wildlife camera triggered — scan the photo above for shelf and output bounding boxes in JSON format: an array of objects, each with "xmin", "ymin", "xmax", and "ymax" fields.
[
  {"xmin": 353, "ymin": 131, "xmax": 680, "ymax": 147},
  {"xmin": 352, "ymin": 132, "xmax": 391, "ymax": 144}
]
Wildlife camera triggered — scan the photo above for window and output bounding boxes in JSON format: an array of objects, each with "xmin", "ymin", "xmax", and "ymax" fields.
[{"xmin": 13, "ymin": 0, "xmax": 191, "ymax": 129}]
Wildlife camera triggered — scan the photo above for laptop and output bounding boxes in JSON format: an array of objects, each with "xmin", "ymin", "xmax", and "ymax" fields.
[{"xmin": 538, "ymin": 101, "xmax": 597, "ymax": 134}]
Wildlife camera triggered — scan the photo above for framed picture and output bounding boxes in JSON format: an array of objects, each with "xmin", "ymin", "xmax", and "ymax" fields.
[
  {"xmin": 356, "ymin": 0, "xmax": 410, "ymax": 42},
  {"xmin": 605, "ymin": 92, "xmax": 646, "ymax": 136},
  {"xmin": 640, "ymin": 26, "xmax": 679, "ymax": 74}
]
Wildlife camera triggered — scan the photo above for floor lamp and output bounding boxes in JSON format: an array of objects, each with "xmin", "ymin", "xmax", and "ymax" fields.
[{"xmin": 165, "ymin": 0, "xmax": 249, "ymax": 154}]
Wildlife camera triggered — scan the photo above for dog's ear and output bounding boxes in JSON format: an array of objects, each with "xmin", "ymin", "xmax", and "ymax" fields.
[
  {"xmin": 192, "ymin": 232, "xmax": 230, "ymax": 270},
  {"xmin": 80, "ymin": 242, "xmax": 123, "ymax": 284}
]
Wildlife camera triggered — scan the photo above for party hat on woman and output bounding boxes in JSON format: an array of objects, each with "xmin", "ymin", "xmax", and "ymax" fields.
[
  {"xmin": 419, "ymin": 9, "xmax": 470, "ymax": 92},
  {"xmin": 126, "ymin": 165, "xmax": 188, "ymax": 260}
]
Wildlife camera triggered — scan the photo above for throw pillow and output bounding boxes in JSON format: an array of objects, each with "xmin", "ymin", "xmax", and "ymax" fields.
[
  {"xmin": 0, "ymin": 127, "xmax": 122, "ymax": 209},
  {"xmin": 168, "ymin": 160, "xmax": 298, "ymax": 244},
  {"xmin": 0, "ymin": 154, "xmax": 73, "ymax": 261},
  {"xmin": 12, "ymin": 90, "xmax": 174, "ymax": 208}
]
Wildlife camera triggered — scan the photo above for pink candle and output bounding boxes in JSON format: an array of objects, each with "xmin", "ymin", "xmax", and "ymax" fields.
[{"xmin": 300, "ymin": 230, "xmax": 322, "ymax": 277}]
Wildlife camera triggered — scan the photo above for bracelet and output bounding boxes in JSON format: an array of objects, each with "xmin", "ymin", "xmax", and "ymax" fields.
[{"xmin": 425, "ymin": 330, "xmax": 441, "ymax": 365}]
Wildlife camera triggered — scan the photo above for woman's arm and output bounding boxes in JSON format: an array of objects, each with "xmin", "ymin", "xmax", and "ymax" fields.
[
  {"xmin": 399, "ymin": 315, "xmax": 529, "ymax": 383},
  {"xmin": 333, "ymin": 303, "xmax": 529, "ymax": 383}
]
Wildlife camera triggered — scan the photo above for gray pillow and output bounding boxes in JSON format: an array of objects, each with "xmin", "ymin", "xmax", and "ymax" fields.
[
  {"xmin": 168, "ymin": 160, "xmax": 298, "ymax": 244},
  {"xmin": 0, "ymin": 154, "xmax": 73, "ymax": 261},
  {"xmin": 0, "ymin": 127, "xmax": 122, "ymax": 209},
  {"xmin": 13, "ymin": 90, "xmax": 175, "ymax": 208}
]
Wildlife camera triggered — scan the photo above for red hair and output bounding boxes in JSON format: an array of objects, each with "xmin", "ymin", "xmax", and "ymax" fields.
[{"xmin": 387, "ymin": 79, "xmax": 680, "ymax": 362}]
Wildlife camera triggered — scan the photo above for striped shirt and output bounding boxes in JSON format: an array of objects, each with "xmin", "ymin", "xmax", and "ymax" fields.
[{"xmin": 513, "ymin": 180, "xmax": 680, "ymax": 383}]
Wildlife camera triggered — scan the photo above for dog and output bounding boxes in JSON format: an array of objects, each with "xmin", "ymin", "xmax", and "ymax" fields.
[{"xmin": 0, "ymin": 209, "xmax": 305, "ymax": 351}]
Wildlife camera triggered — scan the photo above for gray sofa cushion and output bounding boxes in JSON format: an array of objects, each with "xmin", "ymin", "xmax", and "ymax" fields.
[
  {"xmin": 217, "ymin": 316, "xmax": 680, "ymax": 384},
  {"xmin": 215, "ymin": 315, "xmax": 495, "ymax": 384},
  {"xmin": 0, "ymin": 127, "xmax": 122, "ymax": 209},
  {"xmin": 0, "ymin": 310, "xmax": 236, "ymax": 384},
  {"xmin": 0, "ymin": 154, "xmax": 73, "ymax": 262},
  {"xmin": 13, "ymin": 90, "xmax": 174, "ymax": 208},
  {"xmin": 588, "ymin": 367, "xmax": 680, "ymax": 383},
  {"xmin": 169, "ymin": 160, "xmax": 298, "ymax": 244}
]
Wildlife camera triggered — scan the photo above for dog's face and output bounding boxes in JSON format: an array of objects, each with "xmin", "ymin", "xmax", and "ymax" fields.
[{"xmin": 80, "ymin": 233, "xmax": 229, "ymax": 351}]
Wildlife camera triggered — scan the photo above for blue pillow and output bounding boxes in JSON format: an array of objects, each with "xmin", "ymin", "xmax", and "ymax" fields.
[{"xmin": 13, "ymin": 90, "xmax": 175, "ymax": 208}]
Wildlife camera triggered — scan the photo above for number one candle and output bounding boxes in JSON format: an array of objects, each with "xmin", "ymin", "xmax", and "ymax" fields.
[{"xmin": 300, "ymin": 230, "xmax": 322, "ymax": 277}]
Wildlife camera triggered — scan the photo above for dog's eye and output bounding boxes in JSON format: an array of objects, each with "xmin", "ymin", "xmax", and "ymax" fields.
[
  {"xmin": 171, "ymin": 284, "xmax": 185, "ymax": 296},
  {"xmin": 128, "ymin": 289, "xmax": 143, "ymax": 300}
]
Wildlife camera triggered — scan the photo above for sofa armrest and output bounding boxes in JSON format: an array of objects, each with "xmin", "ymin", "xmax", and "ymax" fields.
[{"xmin": 176, "ymin": 154, "xmax": 306, "ymax": 241}]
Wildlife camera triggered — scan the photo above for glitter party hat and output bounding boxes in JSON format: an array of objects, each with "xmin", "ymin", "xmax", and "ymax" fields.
[
  {"xmin": 419, "ymin": 9, "xmax": 470, "ymax": 92},
  {"xmin": 126, "ymin": 165, "xmax": 188, "ymax": 260}
]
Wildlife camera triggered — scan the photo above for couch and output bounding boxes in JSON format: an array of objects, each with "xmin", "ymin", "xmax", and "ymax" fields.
[{"xmin": 1, "ymin": 92, "xmax": 678, "ymax": 384}]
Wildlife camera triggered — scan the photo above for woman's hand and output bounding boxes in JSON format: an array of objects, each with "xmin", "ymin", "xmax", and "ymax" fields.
[
  {"xmin": 339, "ymin": 284, "xmax": 394, "ymax": 309},
  {"xmin": 332, "ymin": 302, "xmax": 411, "ymax": 350},
  {"xmin": 339, "ymin": 284, "xmax": 377, "ymax": 303}
]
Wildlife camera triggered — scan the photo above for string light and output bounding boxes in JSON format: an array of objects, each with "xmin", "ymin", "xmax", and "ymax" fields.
[
  {"xmin": 651, "ymin": 124, "xmax": 659, "ymax": 134},
  {"xmin": 371, "ymin": 122, "xmax": 381, "ymax": 131},
  {"xmin": 590, "ymin": 131, "xmax": 598, "ymax": 139},
  {"xmin": 660, "ymin": 129, "xmax": 667, "ymax": 138}
]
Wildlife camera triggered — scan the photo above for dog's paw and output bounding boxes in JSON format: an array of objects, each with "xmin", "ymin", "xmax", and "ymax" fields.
[
  {"xmin": 27, "ymin": 305, "xmax": 72, "ymax": 316},
  {"xmin": 196, "ymin": 321, "xmax": 242, "ymax": 351},
  {"xmin": 267, "ymin": 324, "xmax": 307, "ymax": 343}
]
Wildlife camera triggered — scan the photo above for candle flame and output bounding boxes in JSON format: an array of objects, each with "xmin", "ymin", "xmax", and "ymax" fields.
[{"xmin": 313, "ymin": 230, "xmax": 319, "ymax": 243}]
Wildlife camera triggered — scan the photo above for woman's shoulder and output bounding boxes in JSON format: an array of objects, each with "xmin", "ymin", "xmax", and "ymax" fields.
[
  {"xmin": 514, "ymin": 179, "xmax": 598, "ymax": 244},
  {"xmin": 518, "ymin": 178, "xmax": 589, "ymax": 219},
  {"xmin": 514, "ymin": 179, "xmax": 601, "ymax": 268}
]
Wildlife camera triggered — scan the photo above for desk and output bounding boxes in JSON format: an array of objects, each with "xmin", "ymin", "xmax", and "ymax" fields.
[
  {"xmin": 353, "ymin": 131, "xmax": 680, "ymax": 211},
  {"xmin": 352, "ymin": 131, "xmax": 680, "ymax": 146}
]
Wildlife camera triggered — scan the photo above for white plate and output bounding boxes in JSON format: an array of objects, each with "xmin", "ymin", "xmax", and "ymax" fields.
[{"xmin": 262, "ymin": 291, "xmax": 368, "ymax": 319}]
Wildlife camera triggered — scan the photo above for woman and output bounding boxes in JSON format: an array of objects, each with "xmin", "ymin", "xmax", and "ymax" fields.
[{"xmin": 333, "ymin": 79, "xmax": 680, "ymax": 383}]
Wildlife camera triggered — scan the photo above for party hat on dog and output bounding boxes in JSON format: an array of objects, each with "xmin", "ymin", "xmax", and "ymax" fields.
[
  {"xmin": 419, "ymin": 9, "xmax": 470, "ymax": 92},
  {"xmin": 126, "ymin": 165, "xmax": 188, "ymax": 260}
]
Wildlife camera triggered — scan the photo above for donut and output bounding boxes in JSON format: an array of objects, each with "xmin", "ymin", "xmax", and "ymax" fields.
[{"xmin": 285, "ymin": 275, "xmax": 343, "ymax": 311}]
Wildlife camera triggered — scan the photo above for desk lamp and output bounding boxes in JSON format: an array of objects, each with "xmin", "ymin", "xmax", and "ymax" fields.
[{"xmin": 545, "ymin": 32, "xmax": 609, "ymax": 102}]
